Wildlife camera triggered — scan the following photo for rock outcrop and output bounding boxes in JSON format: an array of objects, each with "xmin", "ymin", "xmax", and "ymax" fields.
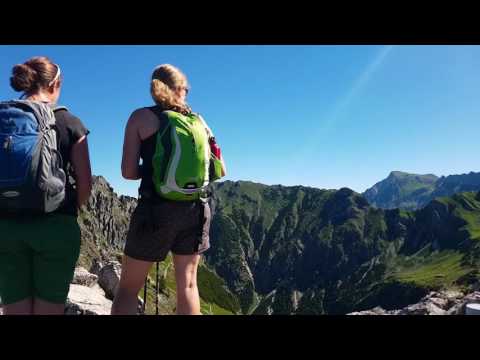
[
  {"xmin": 348, "ymin": 290, "xmax": 480, "ymax": 315},
  {"xmin": 77, "ymin": 176, "xmax": 137, "ymax": 268},
  {"xmin": 66, "ymin": 265, "xmax": 113, "ymax": 315},
  {"xmin": 66, "ymin": 264, "xmax": 143, "ymax": 315}
]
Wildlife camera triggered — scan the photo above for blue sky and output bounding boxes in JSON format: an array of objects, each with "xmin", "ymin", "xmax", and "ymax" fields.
[{"xmin": 1, "ymin": 45, "xmax": 479, "ymax": 197}]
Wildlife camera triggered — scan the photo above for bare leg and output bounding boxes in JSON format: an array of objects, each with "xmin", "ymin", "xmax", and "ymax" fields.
[
  {"xmin": 111, "ymin": 255, "xmax": 153, "ymax": 315},
  {"xmin": 3, "ymin": 298, "xmax": 33, "ymax": 315},
  {"xmin": 173, "ymin": 254, "xmax": 201, "ymax": 315},
  {"xmin": 33, "ymin": 298, "xmax": 65, "ymax": 315}
]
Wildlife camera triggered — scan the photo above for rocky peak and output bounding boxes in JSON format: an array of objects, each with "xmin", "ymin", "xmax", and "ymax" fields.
[{"xmin": 77, "ymin": 175, "xmax": 138, "ymax": 268}]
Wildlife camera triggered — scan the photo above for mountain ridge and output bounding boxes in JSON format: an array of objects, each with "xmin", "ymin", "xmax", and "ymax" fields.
[
  {"xmin": 363, "ymin": 170, "xmax": 480, "ymax": 210},
  {"xmin": 71, "ymin": 174, "xmax": 480, "ymax": 315}
]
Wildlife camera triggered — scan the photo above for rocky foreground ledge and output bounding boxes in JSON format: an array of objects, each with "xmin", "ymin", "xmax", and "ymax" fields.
[
  {"xmin": 1, "ymin": 268, "xmax": 479, "ymax": 315},
  {"xmin": 348, "ymin": 289, "xmax": 480, "ymax": 315}
]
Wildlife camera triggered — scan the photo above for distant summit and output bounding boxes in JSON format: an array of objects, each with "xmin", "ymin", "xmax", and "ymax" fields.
[
  {"xmin": 363, "ymin": 171, "xmax": 439, "ymax": 210},
  {"xmin": 363, "ymin": 170, "xmax": 480, "ymax": 210}
]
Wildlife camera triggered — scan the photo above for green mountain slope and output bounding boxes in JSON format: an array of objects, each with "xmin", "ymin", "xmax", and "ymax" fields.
[
  {"xmin": 207, "ymin": 181, "xmax": 480, "ymax": 314},
  {"xmin": 77, "ymin": 176, "xmax": 480, "ymax": 315}
]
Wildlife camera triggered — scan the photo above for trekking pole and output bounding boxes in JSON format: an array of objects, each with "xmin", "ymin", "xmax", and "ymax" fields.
[
  {"xmin": 143, "ymin": 277, "xmax": 148, "ymax": 314},
  {"xmin": 155, "ymin": 261, "xmax": 160, "ymax": 315}
]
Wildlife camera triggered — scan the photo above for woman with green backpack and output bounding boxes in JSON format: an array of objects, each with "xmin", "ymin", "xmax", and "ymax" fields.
[{"xmin": 112, "ymin": 64, "xmax": 226, "ymax": 315}]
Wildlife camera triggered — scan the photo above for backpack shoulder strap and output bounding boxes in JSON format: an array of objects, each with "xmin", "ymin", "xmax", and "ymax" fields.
[
  {"xmin": 46, "ymin": 104, "xmax": 67, "ymax": 129},
  {"xmin": 52, "ymin": 105, "xmax": 68, "ymax": 113},
  {"xmin": 195, "ymin": 113, "xmax": 214, "ymax": 138},
  {"xmin": 10, "ymin": 100, "xmax": 54, "ymax": 128},
  {"xmin": 148, "ymin": 106, "xmax": 171, "ymax": 138}
]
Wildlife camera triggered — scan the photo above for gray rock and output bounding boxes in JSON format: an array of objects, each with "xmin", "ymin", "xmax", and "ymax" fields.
[
  {"xmin": 89, "ymin": 259, "xmax": 104, "ymax": 275},
  {"xmin": 348, "ymin": 306, "xmax": 390, "ymax": 315},
  {"xmin": 78, "ymin": 176, "xmax": 137, "ymax": 260},
  {"xmin": 446, "ymin": 302, "xmax": 464, "ymax": 315},
  {"xmin": 443, "ymin": 289, "xmax": 464, "ymax": 300},
  {"xmin": 427, "ymin": 297, "xmax": 449, "ymax": 310},
  {"xmin": 426, "ymin": 302, "xmax": 447, "ymax": 315},
  {"xmin": 98, "ymin": 261, "xmax": 122, "ymax": 300},
  {"xmin": 72, "ymin": 267, "xmax": 98, "ymax": 287},
  {"xmin": 400, "ymin": 302, "xmax": 429, "ymax": 315},
  {"xmin": 445, "ymin": 291, "xmax": 480, "ymax": 315},
  {"xmin": 463, "ymin": 291, "xmax": 480, "ymax": 304},
  {"xmin": 65, "ymin": 284, "xmax": 112, "ymax": 315}
]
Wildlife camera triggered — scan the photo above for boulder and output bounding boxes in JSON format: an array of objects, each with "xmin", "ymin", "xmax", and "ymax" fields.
[
  {"xmin": 98, "ymin": 261, "xmax": 122, "ymax": 300},
  {"xmin": 463, "ymin": 291, "xmax": 480, "ymax": 304},
  {"xmin": 427, "ymin": 296, "xmax": 449, "ymax": 310},
  {"xmin": 72, "ymin": 267, "xmax": 98, "ymax": 287},
  {"xmin": 446, "ymin": 302, "xmax": 464, "ymax": 315},
  {"xmin": 398, "ymin": 302, "xmax": 429, "ymax": 315},
  {"xmin": 65, "ymin": 284, "xmax": 112, "ymax": 315},
  {"xmin": 426, "ymin": 302, "xmax": 447, "ymax": 315},
  {"xmin": 89, "ymin": 259, "xmax": 104, "ymax": 275}
]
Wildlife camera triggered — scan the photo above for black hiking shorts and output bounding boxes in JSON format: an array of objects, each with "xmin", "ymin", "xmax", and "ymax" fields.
[{"xmin": 124, "ymin": 197, "xmax": 211, "ymax": 262}]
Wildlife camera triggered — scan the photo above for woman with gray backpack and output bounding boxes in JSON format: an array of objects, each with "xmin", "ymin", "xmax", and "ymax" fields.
[
  {"xmin": 112, "ymin": 64, "xmax": 226, "ymax": 315},
  {"xmin": 0, "ymin": 56, "xmax": 92, "ymax": 315}
]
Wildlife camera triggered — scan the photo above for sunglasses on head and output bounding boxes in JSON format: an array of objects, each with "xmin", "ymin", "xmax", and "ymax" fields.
[{"xmin": 48, "ymin": 64, "xmax": 61, "ymax": 87}]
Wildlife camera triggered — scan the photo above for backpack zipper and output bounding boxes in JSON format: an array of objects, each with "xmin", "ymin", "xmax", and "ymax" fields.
[
  {"xmin": 191, "ymin": 135, "xmax": 197, "ymax": 153},
  {"xmin": 188, "ymin": 116, "xmax": 197, "ymax": 153}
]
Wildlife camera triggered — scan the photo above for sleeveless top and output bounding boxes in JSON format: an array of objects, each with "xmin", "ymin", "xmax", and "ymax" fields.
[{"xmin": 139, "ymin": 105, "xmax": 165, "ymax": 196}]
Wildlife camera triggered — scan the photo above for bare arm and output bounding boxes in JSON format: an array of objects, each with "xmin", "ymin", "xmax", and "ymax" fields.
[
  {"xmin": 71, "ymin": 135, "xmax": 92, "ymax": 208},
  {"xmin": 121, "ymin": 110, "xmax": 143, "ymax": 180}
]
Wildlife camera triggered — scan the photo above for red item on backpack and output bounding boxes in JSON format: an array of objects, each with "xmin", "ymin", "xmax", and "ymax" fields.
[{"xmin": 209, "ymin": 137, "xmax": 221, "ymax": 158}]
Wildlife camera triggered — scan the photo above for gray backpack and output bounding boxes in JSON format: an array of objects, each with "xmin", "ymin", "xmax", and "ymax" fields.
[{"xmin": 0, "ymin": 100, "xmax": 67, "ymax": 213}]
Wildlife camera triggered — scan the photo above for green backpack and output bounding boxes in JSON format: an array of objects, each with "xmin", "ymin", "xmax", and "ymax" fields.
[{"xmin": 152, "ymin": 110, "xmax": 226, "ymax": 201}]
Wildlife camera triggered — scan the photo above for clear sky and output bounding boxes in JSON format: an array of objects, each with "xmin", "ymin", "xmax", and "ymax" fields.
[{"xmin": 1, "ymin": 45, "xmax": 478, "ymax": 197}]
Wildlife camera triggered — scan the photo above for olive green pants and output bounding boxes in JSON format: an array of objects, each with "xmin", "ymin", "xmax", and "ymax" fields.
[{"xmin": 0, "ymin": 214, "xmax": 80, "ymax": 305}]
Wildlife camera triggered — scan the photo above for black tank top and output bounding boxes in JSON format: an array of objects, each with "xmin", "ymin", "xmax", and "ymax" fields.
[
  {"xmin": 139, "ymin": 105, "xmax": 167, "ymax": 195},
  {"xmin": 139, "ymin": 133, "xmax": 156, "ymax": 194}
]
